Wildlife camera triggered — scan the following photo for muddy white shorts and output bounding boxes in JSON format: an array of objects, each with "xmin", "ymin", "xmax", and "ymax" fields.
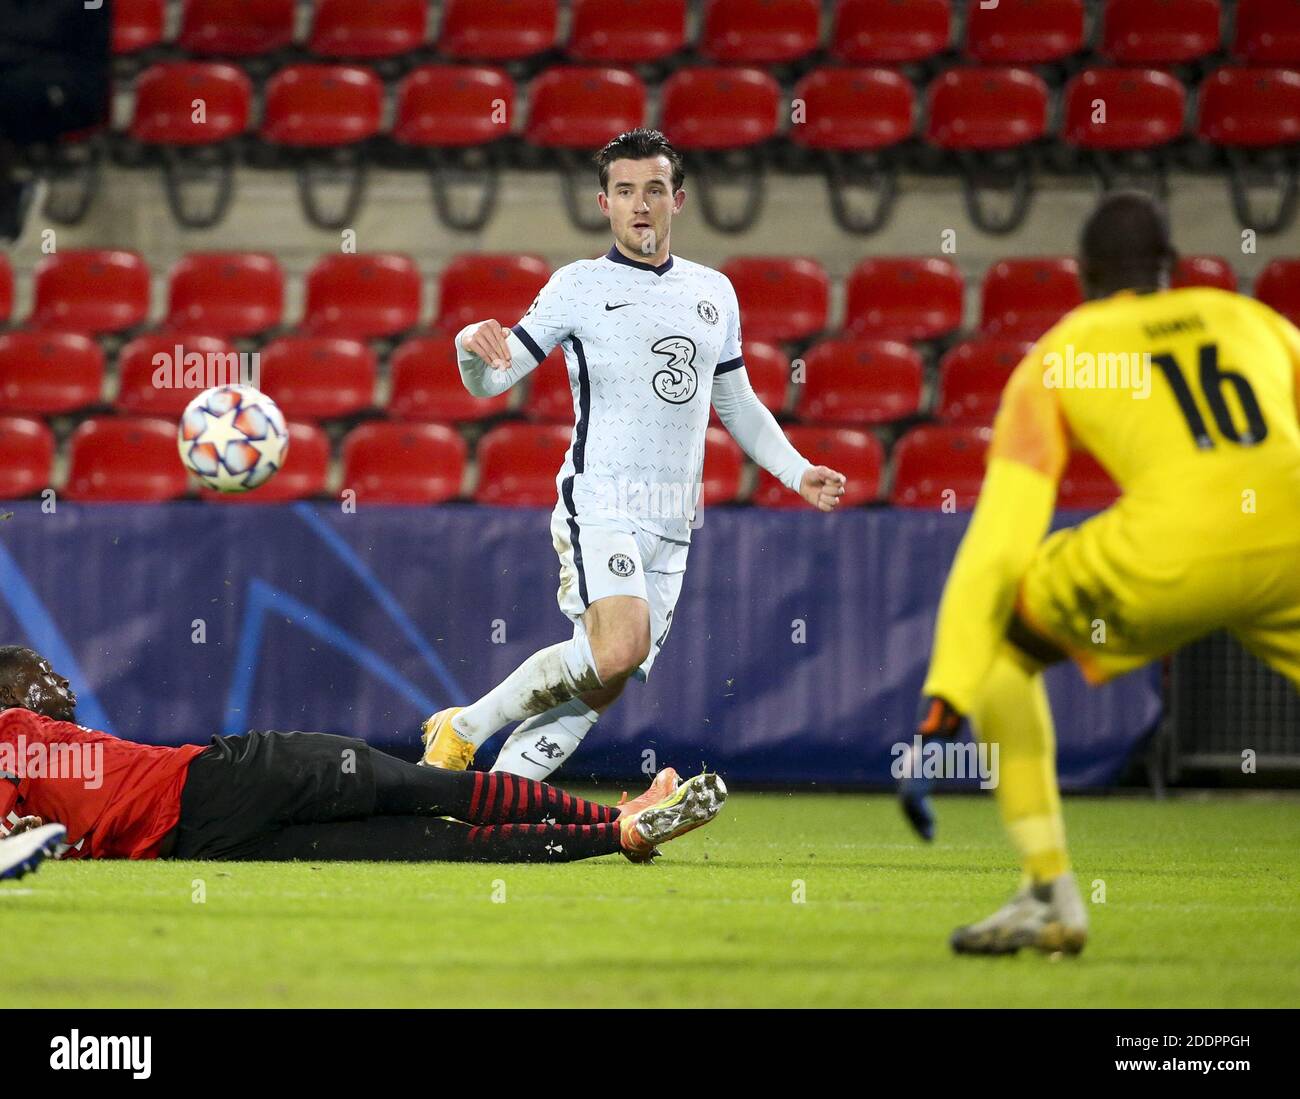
[{"xmin": 550, "ymin": 508, "xmax": 689, "ymax": 681}]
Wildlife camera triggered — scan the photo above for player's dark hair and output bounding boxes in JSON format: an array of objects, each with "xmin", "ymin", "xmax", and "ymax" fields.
[
  {"xmin": 595, "ymin": 128, "xmax": 685, "ymax": 194},
  {"xmin": 1079, "ymin": 190, "xmax": 1179, "ymax": 300},
  {"xmin": 0, "ymin": 645, "xmax": 35, "ymax": 691}
]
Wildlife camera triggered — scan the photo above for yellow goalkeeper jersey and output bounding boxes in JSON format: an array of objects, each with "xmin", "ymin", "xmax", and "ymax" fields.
[{"xmin": 1001, "ymin": 286, "xmax": 1300, "ymax": 559}]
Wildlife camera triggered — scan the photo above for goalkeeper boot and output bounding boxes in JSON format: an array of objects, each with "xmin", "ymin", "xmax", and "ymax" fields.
[
  {"xmin": 419, "ymin": 706, "xmax": 475, "ymax": 770},
  {"xmin": 951, "ymin": 872, "xmax": 1088, "ymax": 956},
  {"xmin": 0, "ymin": 823, "xmax": 67, "ymax": 882},
  {"xmin": 620, "ymin": 772, "xmax": 727, "ymax": 863},
  {"xmin": 615, "ymin": 767, "xmax": 680, "ymax": 818}
]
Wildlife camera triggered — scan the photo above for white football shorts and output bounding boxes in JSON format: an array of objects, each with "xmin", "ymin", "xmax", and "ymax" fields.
[{"xmin": 550, "ymin": 507, "xmax": 689, "ymax": 681}]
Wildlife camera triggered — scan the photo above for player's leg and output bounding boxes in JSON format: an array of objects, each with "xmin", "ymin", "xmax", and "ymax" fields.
[
  {"xmin": 952, "ymin": 637, "xmax": 1087, "ymax": 955},
  {"xmin": 246, "ymin": 815, "xmax": 627, "ymax": 863},
  {"xmin": 1228, "ymin": 543, "xmax": 1300, "ymax": 693},
  {"xmin": 489, "ymin": 531, "xmax": 685, "ymax": 779},
  {"xmin": 488, "ymin": 685, "xmax": 617, "ymax": 780},
  {"xmin": 421, "ymin": 516, "xmax": 650, "ymax": 771},
  {"xmin": 369, "ymin": 747, "xmax": 621, "ymax": 824},
  {"xmin": 211, "ymin": 771, "xmax": 726, "ymax": 863}
]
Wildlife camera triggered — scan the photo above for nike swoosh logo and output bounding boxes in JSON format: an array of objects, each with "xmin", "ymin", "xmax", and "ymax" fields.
[{"xmin": 604, "ymin": 302, "xmax": 635, "ymax": 311}]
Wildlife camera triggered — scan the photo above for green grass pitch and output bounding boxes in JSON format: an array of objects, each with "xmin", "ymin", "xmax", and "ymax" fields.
[{"xmin": 6, "ymin": 791, "xmax": 1299, "ymax": 1008}]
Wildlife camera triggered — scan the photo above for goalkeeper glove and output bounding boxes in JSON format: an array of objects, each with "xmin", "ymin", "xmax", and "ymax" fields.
[{"xmin": 897, "ymin": 696, "xmax": 965, "ymax": 842}]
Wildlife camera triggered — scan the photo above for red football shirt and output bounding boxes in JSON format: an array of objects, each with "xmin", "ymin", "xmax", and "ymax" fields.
[{"xmin": 0, "ymin": 708, "xmax": 206, "ymax": 859}]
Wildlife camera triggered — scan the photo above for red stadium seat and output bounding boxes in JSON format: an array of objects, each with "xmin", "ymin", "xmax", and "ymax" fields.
[
  {"xmin": 1063, "ymin": 69, "xmax": 1187, "ymax": 150},
  {"xmin": 1235, "ymin": 0, "xmax": 1300, "ymax": 64},
  {"xmin": 709, "ymin": 340, "xmax": 790, "ymax": 425},
  {"xmin": 0, "ymin": 256, "xmax": 12, "ymax": 325},
  {"xmin": 474, "ymin": 424, "xmax": 572, "ymax": 506},
  {"xmin": 438, "ymin": 0, "xmax": 558, "ymax": 61},
  {"xmin": 341, "ymin": 422, "xmax": 467, "ymax": 505},
  {"xmin": 797, "ymin": 339, "xmax": 923, "ymax": 426},
  {"xmin": 965, "ymin": 0, "xmax": 1084, "ymax": 63},
  {"xmin": 526, "ymin": 68, "xmax": 647, "ymax": 149},
  {"xmin": 178, "ymin": 0, "xmax": 297, "ymax": 56},
  {"xmin": 31, "ymin": 250, "xmax": 150, "ymax": 336},
  {"xmin": 201, "ymin": 422, "xmax": 331, "ymax": 503},
  {"xmin": 789, "ymin": 68, "xmax": 915, "ymax": 151},
  {"xmin": 936, "ymin": 338, "xmax": 1032, "ymax": 425},
  {"xmin": 1058, "ymin": 450, "xmax": 1120, "ymax": 510},
  {"xmin": 130, "ymin": 63, "xmax": 252, "ymax": 146},
  {"xmin": 261, "ymin": 65, "xmax": 384, "ymax": 147},
  {"xmin": 1101, "ymin": 0, "xmax": 1221, "ymax": 64},
  {"xmin": 567, "ymin": 0, "xmax": 687, "ymax": 63},
  {"xmin": 889, "ymin": 425, "xmax": 990, "ymax": 509},
  {"xmin": 660, "ymin": 68, "xmax": 781, "ymax": 150},
  {"xmin": 0, "ymin": 332, "xmax": 104, "ymax": 415},
  {"xmin": 113, "ymin": 0, "xmax": 165, "ymax": 54},
  {"xmin": 1173, "ymin": 255, "xmax": 1238, "ymax": 292},
  {"xmin": 0, "ymin": 417, "xmax": 55, "ymax": 499},
  {"xmin": 699, "ymin": 0, "xmax": 820, "ymax": 64},
  {"xmin": 115, "ymin": 332, "xmax": 239, "ymax": 416},
  {"xmin": 831, "ymin": 0, "xmax": 950, "ymax": 63},
  {"xmin": 389, "ymin": 336, "xmax": 512, "ymax": 422},
  {"xmin": 701, "ymin": 426, "xmax": 744, "ymax": 506},
  {"xmin": 1254, "ymin": 258, "xmax": 1300, "ymax": 325},
  {"xmin": 433, "ymin": 254, "xmax": 550, "ymax": 337},
  {"xmin": 65, "ymin": 417, "xmax": 190, "ymax": 503},
  {"xmin": 302, "ymin": 254, "xmax": 423, "ymax": 339},
  {"xmin": 523, "ymin": 350, "xmax": 576, "ymax": 423},
  {"xmin": 981, "ymin": 257, "xmax": 1083, "ymax": 340},
  {"xmin": 309, "ymin": 0, "xmax": 428, "ymax": 58},
  {"xmin": 754, "ymin": 426, "xmax": 883, "ymax": 508},
  {"xmin": 258, "ymin": 337, "xmax": 377, "ymax": 421},
  {"xmin": 844, "ymin": 257, "xmax": 964, "ymax": 342},
  {"xmin": 926, "ymin": 68, "xmax": 1049, "ymax": 150},
  {"xmin": 1197, "ymin": 67, "xmax": 1300, "ymax": 148},
  {"xmin": 722, "ymin": 257, "xmax": 829, "ymax": 343},
  {"xmin": 394, "ymin": 66, "xmax": 516, "ymax": 147},
  {"xmin": 165, "ymin": 253, "xmax": 284, "ymax": 337}
]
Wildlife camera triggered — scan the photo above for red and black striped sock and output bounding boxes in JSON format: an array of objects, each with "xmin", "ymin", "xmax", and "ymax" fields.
[
  {"xmin": 368, "ymin": 752, "xmax": 618, "ymax": 825},
  {"xmin": 464, "ymin": 771, "xmax": 618, "ymax": 825},
  {"xmin": 463, "ymin": 822, "xmax": 623, "ymax": 862}
]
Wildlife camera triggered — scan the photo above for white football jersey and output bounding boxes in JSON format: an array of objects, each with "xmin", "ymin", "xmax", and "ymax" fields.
[{"xmin": 513, "ymin": 247, "xmax": 744, "ymax": 541}]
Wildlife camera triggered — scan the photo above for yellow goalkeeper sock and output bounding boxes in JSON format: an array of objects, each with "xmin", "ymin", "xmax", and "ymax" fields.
[{"xmin": 969, "ymin": 644, "xmax": 1070, "ymax": 884}]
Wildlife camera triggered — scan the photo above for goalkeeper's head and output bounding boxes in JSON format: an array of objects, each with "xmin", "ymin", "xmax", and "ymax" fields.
[
  {"xmin": 1079, "ymin": 190, "xmax": 1179, "ymax": 301},
  {"xmin": 0, "ymin": 646, "xmax": 77, "ymax": 722}
]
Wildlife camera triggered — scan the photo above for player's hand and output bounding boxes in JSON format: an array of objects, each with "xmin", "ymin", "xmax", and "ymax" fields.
[
  {"xmin": 897, "ymin": 696, "xmax": 966, "ymax": 842},
  {"xmin": 6, "ymin": 815, "xmax": 44, "ymax": 836},
  {"xmin": 465, "ymin": 320, "xmax": 513, "ymax": 371},
  {"xmin": 799, "ymin": 465, "xmax": 847, "ymax": 512}
]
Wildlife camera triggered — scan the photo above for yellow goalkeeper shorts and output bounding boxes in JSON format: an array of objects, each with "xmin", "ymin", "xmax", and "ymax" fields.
[{"xmin": 1013, "ymin": 511, "xmax": 1300, "ymax": 688}]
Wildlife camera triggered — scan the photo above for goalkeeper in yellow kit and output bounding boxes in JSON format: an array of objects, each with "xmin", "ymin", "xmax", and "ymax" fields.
[{"xmin": 904, "ymin": 192, "xmax": 1300, "ymax": 956}]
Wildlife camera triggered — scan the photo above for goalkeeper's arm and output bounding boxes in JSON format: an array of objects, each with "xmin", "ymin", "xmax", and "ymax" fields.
[{"xmin": 921, "ymin": 356, "xmax": 1069, "ymax": 715}]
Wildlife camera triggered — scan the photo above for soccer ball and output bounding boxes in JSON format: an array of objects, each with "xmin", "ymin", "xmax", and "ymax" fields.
[{"xmin": 178, "ymin": 385, "xmax": 289, "ymax": 493}]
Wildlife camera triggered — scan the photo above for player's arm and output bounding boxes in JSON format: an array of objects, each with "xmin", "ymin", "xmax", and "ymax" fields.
[
  {"xmin": 921, "ymin": 350, "xmax": 1070, "ymax": 717},
  {"xmin": 454, "ymin": 270, "xmax": 574, "ymax": 397},
  {"xmin": 711, "ymin": 282, "xmax": 845, "ymax": 511}
]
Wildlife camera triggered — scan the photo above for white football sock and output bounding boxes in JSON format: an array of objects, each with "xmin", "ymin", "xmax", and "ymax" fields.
[
  {"xmin": 489, "ymin": 699, "xmax": 601, "ymax": 780},
  {"xmin": 452, "ymin": 632, "xmax": 602, "ymax": 748}
]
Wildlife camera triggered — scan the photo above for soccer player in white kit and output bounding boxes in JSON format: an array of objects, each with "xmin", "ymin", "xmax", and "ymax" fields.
[{"xmin": 421, "ymin": 129, "xmax": 847, "ymax": 780}]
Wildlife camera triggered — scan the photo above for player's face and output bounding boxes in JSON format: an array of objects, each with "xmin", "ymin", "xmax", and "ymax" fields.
[
  {"xmin": 599, "ymin": 157, "xmax": 684, "ymax": 261},
  {"xmin": 0, "ymin": 650, "xmax": 77, "ymax": 722}
]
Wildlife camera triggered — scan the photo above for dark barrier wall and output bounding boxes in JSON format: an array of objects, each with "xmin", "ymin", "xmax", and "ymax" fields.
[{"xmin": 0, "ymin": 503, "xmax": 1160, "ymax": 786}]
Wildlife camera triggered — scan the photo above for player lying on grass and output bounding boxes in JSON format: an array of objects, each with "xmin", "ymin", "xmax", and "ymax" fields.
[
  {"xmin": 421, "ymin": 128, "xmax": 845, "ymax": 781},
  {"xmin": 0, "ymin": 645, "xmax": 725, "ymax": 864},
  {"xmin": 904, "ymin": 191, "xmax": 1300, "ymax": 956}
]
